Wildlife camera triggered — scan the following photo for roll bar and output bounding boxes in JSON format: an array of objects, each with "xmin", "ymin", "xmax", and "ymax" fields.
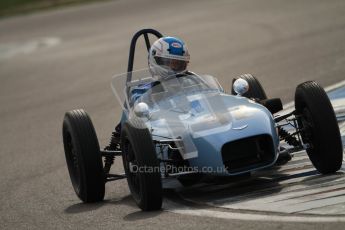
[{"xmin": 126, "ymin": 29, "xmax": 163, "ymax": 82}]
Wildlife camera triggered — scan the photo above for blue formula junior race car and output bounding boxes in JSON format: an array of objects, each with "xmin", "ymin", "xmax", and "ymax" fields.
[{"xmin": 62, "ymin": 29, "xmax": 343, "ymax": 211}]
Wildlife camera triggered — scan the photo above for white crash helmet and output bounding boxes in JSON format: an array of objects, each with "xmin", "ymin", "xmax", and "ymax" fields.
[{"xmin": 148, "ymin": 36, "xmax": 190, "ymax": 79}]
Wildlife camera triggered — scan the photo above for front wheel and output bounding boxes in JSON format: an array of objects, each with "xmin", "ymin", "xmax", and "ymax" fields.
[
  {"xmin": 121, "ymin": 119, "xmax": 162, "ymax": 211},
  {"xmin": 295, "ymin": 81, "xmax": 343, "ymax": 174},
  {"xmin": 62, "ymin": 109, "xmax": 105, "ymax": 202}
]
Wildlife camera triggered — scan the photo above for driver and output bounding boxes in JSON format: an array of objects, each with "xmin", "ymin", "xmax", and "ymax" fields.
[
  {"xmin": 148, "ymin": 36, "xmax": 190, "ymax": 80},
  {"xmin": 130, "ymin": 36, "xmax": 191, "ymax": 102},
  {"xmin": 105, "ymin": 36, "xmax": 191, "ymax": 149}
]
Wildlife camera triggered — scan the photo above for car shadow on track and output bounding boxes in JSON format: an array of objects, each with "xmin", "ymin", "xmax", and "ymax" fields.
[
  {"xmin": 64, "ymin": 195, "xmax": 135, "ymax": 214},
  {"xmin": 174, "ymin": 169, "xmax": 324, "ymax": 204},
  {"xmin": 64, "ymin": 202, "xmax": 105, "ymax": 214},
  {"xmin": 123, "ymin": 210, "xmax": 163, "ymax": 221},
  {"xmin": 176, "ymin": 175, "xmax": 285, "ymax": 204}
]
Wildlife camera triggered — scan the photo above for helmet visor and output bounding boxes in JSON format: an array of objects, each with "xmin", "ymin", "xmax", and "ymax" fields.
[{"xmin": 154, "ymin": 57, "xmax": 188, "ymax": 73}]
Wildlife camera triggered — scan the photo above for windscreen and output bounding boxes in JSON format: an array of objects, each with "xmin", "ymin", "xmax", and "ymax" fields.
[{"xmin": 111, "ymin": 69, "xmax": 231, "ymax": 159}]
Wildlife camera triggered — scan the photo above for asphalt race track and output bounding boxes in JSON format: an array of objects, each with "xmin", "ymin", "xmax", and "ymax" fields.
[{"xmin": 1, "ymin": 0, "xmax": 345, "ymax": 229}]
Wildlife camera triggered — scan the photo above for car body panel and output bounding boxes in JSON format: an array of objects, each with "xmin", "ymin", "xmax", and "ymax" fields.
[{"xmin": 111, "ymin": 69, "xmax": 279, "ymax": 176}]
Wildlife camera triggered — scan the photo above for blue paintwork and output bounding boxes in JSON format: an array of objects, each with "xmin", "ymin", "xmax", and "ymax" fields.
[
  {"xmin": 184, "ymin": 94, "xmax": 279, "ymax": 176},
  {"xmin": 119, "ymin": 73, "xmax": 280, "ymax": 176},
  {"xmin": 134, "ymin": 92, "xmax": 278, "ymax": 176}
]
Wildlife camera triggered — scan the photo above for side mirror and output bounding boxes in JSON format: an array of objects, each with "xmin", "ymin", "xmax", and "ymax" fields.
[
  {"xmin": 134, "ymin": 102, "xmax": 150, "ymax": 118},
  {"xmin": 233, "ymin": 78, "xmax": 249, "ymax": 96}
]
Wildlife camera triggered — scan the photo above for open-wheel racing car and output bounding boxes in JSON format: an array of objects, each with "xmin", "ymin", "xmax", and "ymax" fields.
[{"xmin": 62, "ymin": 29, "xmax": 343, "ymax": 211}]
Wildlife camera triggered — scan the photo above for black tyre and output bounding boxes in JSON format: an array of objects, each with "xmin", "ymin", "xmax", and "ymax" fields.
[
  {"xmin": 295, "ymin": 81, "xmax": 343, "ymax": 174},
  {"xmin": 121, "ymin": 119, "xmax": 162, "ymax": 211},
  {"xmin": 62, "ymin": 109, "xmax": 105, "ymax": 202},
  {"xmin": 232, "ymin": 74, "xmax": 267, "ymax": 100}
]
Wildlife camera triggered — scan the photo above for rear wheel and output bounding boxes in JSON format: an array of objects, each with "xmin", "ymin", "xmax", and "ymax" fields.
[
  {"xmin": 232, "ymin": 74, "xmax": 267, "ymax": 100},
  {"xmin": 121, "ymin": 119, "xmax": 162, "ymax": 211},
  {"xmin": 295, "ymin": 81, "xmax": 343, "ymax": 174},
  {"xmin": 62, "ymin": 109, "xmax": 105, "ymax": 202}
]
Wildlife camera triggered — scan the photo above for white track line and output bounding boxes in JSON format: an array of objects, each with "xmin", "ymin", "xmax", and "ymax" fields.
[
  {"xmin": 325, "ymin": 79, "xmax": 345, "ymax": 92},
  {"xmin": 340, "ymin": 122, "xmax": 345, "ymax": 133}
]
